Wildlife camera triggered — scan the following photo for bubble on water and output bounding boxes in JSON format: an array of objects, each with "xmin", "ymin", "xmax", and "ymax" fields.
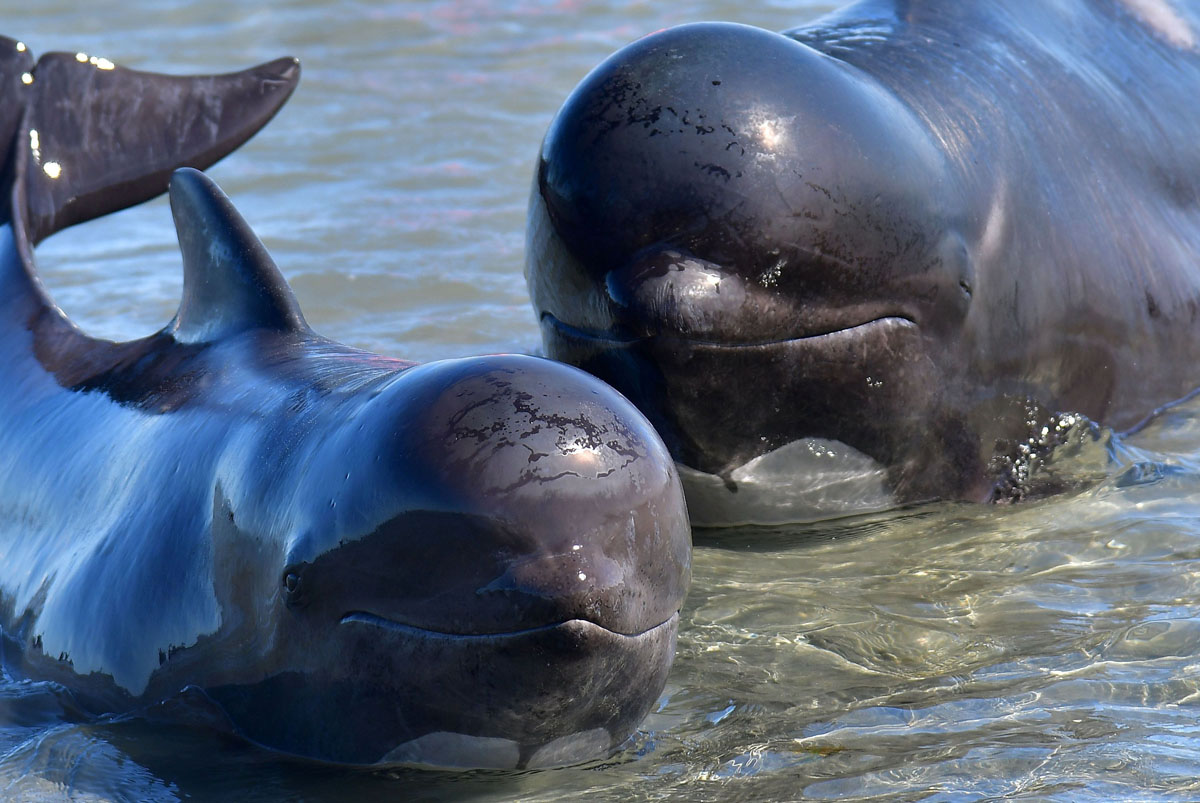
[{"xmin": 988, "ymin": 406, "xmax": 1113, "ymax": 502}]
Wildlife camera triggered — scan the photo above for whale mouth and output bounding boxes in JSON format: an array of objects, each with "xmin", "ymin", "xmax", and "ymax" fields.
[
  {"xmin": 339, "ymin": 610, "xmax": 676, "ymax": 640},
  {"xmin": 540, "ymin": 312, "xmax": 917, "ymax": 347},
  {"xmin": 538, "ymin": 310, "xmax": 935, "ymax": 477},
  {"xmin": 213, "ymin": 612, "xmax": 681, "ymax": 769},
  {"xmin": 336, "ymin": 613, "xmax": 681, "ymax": 770}
]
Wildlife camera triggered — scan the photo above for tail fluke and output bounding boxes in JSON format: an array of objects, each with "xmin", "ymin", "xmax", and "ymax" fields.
[{"xmin": 15, "ymin": 47, "xmax": 299, "ymax": 243}]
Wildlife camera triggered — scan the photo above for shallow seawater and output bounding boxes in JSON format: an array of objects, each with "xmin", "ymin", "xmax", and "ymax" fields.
[{"xmin": 6, "ymin": 0, "xmax": 1200, "ymax": 800}]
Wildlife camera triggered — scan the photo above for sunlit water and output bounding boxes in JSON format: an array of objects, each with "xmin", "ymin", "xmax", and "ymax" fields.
[{"xmin": 5, "ymin": 0, "xmax": 1200, "ymax": 800}]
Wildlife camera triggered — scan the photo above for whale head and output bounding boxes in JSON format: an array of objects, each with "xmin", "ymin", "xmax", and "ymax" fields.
[
  {"xmin": 527, "ymin": 22, "xmax": 983, "ymax": 507},
  {"xmin": 203, "ymin": 353, "xmax": 691, "ymax": 769},
  {"xmin": 152, "ymin": 170, "xmax": 692, "ymax": 769}
]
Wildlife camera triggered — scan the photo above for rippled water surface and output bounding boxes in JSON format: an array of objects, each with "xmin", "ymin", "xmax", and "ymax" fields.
[{"xmin": 6, "ymin": 0, "xmax": 1200, "ymax": 800}]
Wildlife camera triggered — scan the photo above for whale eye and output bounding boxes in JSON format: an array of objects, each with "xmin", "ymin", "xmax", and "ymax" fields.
[{"xmin": 282, "ymin": 564, "xmax": 311, "ymax": 609}]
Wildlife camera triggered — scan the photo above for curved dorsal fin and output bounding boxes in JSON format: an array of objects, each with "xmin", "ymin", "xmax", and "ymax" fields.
[
  {"xmin": 168, "ymin": 167, "xmax": 308, "ymax": 344},
  {"xmin": 21, "ymin": 50, "xmax": 299, "ymax": 244}
]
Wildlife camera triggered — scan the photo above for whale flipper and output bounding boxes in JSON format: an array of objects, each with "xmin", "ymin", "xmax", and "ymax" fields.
[
  {"xmin": 13, "ymin": 46, "xmax": 300, "ymax": 244},
  {"xmin": 168, "ymin": 167, "xmax": 307, "ymax": 343}
]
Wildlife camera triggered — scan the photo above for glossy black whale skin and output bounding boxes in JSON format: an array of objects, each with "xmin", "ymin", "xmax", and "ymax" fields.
[
  {"xmin": 527, "ymin": 1, "xmax": 1200, "ymax": 505},
  {"xmin": 0, "ymin": 39, "xmax": 690, "ymax": 769}
]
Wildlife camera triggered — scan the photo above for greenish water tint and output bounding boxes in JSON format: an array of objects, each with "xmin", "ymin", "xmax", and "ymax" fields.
[{"xmin": 7, "ymin": 0, "xmax": 1200, "ymax": 800}]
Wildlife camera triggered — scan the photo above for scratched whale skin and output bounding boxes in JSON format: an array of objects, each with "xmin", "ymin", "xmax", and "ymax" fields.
[{"xmin": 0, "ymin": 38, "xmax": 690, "ymax": 769}]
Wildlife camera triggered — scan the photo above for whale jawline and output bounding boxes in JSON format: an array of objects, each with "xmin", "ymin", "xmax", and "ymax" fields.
[{"xmin": 339, "ymin": 610, "xmax": 677, "ymax": 641}]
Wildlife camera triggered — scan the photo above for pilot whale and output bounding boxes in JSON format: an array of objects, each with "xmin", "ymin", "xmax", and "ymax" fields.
[
  {"xmin": 527, "ymin": 0, "xmax": 1200, "ymax": 522},
  {"xmin": 0, "ymin": 168, "xmax": 690, "ymax": 769},
  {"xmin": 0, "ymin": 39, "xmax": 690, "ymax": 769}
]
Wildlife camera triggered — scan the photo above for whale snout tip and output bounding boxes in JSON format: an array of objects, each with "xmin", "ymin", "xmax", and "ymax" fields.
[{"xmin": 254, "ymin": 354, "xmax": 691, "ymax": 767}]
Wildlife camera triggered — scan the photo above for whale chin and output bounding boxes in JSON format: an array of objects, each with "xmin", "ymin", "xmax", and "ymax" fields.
[
  {"xmin": 677, "ymin": 438, "xmax": 897, "ymax": 527},
  {"xmin": 347, "ymin": 615, "xmax": 682, "ymax": 770},
  {"xmin": 207, "ymin": 613, "xmax": 680, "ymax": 769},
  {"xmin": 380, "ymin": 727, "xmax": 615, "ymax": 771}
]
